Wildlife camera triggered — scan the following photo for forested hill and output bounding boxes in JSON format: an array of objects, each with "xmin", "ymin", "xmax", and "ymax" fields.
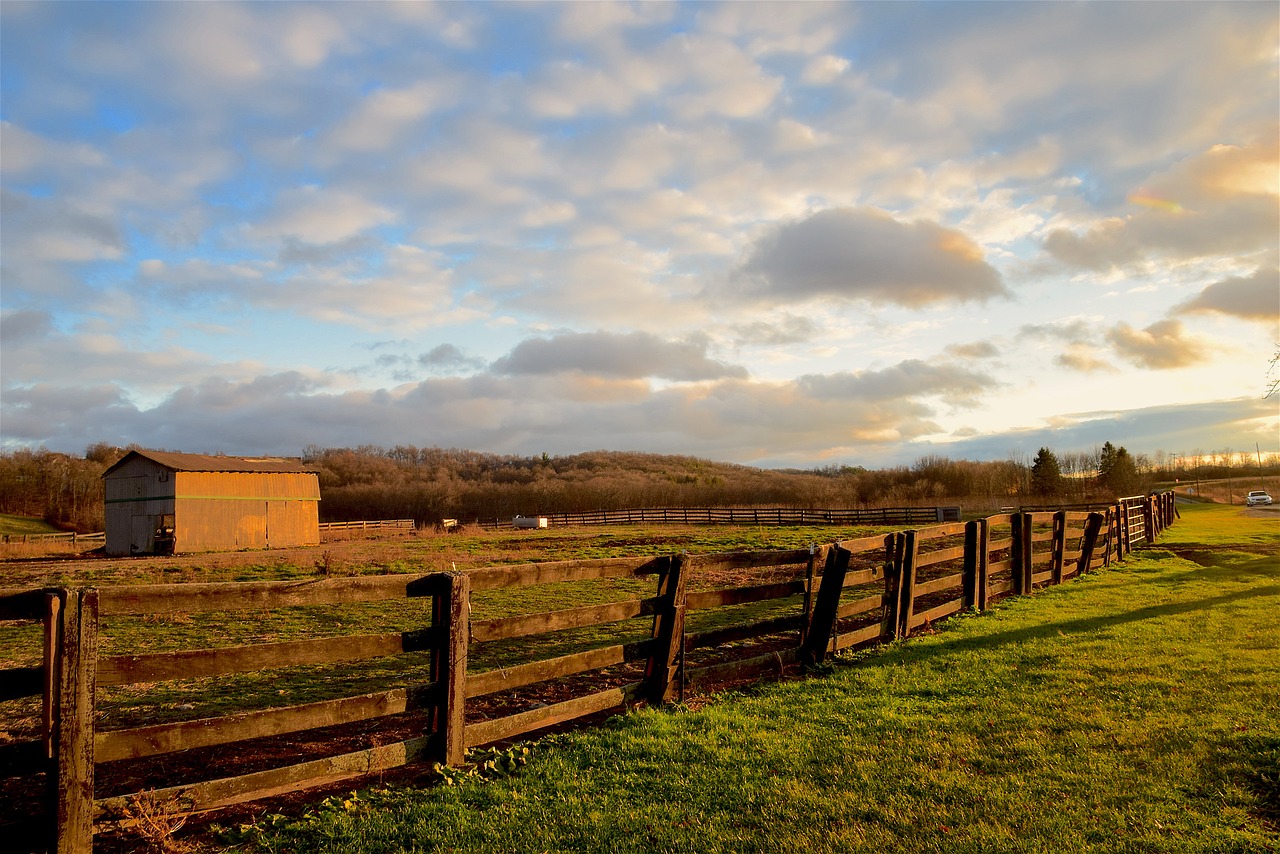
[
  {"xmin": 2, "ymin": 442, "xmax": 1172, "ymax": 531},
  {"xmin": 305, "ymin": 446, "xmax": 847, "ymax": 522},
  {"xmin": 303, "ymin": 446, "xmax": 1033, "ymax": 523}
]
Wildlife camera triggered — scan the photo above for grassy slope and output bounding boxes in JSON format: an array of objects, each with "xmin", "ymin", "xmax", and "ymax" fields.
[
  {"xmin": 0, "ymin": 514, "xmax": 60, "ymax": 536},
  {"xmin": 225, "ymin": 503, "xmax": 1279, "ymax": 853}
]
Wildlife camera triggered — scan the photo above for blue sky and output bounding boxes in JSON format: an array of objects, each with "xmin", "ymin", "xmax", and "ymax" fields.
[{"xmin": 2, "ymin": 1, "xmax": 1277, "ymax": 468}]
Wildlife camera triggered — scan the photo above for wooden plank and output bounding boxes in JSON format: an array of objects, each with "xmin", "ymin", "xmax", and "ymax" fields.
[
  {"xmin": 835, "ymin": 534, "xmax": 896, "ymax": 554},
  {"xmin": 95, "ymin": 685, "xmax": 438, "ymax": 763},
  {"xmin": 987, "ymin": 537, "xmax": 1013, "ymax": 551},
  {"xmin": 897, "ymin": 531, "xmax": 919, "ymax": 638},
  {"xmin": 99, "ymin": 573, "xmax": 443, "ymax": 616},
  {"xmin": 464, "ymin": 685, "xmax": 637, "ymax": 748},
  {"xmin": 471, "ymin": 598, "xmax": 656, "ymax": 642},
  {"xmin": 912, "ymin": 572, "xmax": 964, "ymax": 598},
  {"xmin": 963, "ymin": 520, "xmax": 979, "ymax": 610},
  {"xmin": 839, "ymin": 567, "xmax": 881, "ymax": 588},
  {"xmin": 1076, "ymin": 512, "xmax": 1105, "ymax": 575},
  {"xmin": 684, "ymin": 581, "xmax": 805, "ymax": 611},
  {"xmin": 0, "ymin": 665, "xmax": 42, "ymax": 701},
  {"xmin": 0, "ymin": 587, "xmax": 54, "ymax": 621},
  {"xmin": 1031, "ymin": 570, "xmax": 1054, "ymax": 585},
  {"xmin": 687, "ymin": 549, "xmax": 812, "ymax": 572},
  {"xmin": 988, "ymin": 558, "xmax": 1014, "ymax": 573},
  {"xmin": 987, "ymin": 579, "xmax": 1016, "ymax": 596},
  {"xmin": 1050, "ymin": 511, "xmax": 1067, "ymax": 586},
  {"xmin": 915, "ymin": 544, "xmax": 967, "ymax": 568},
  {"xmin": 835, "ymin": 593, "xmax": 884, "ymax": 620},
  {"xmin": 684, "ymin": 648, "xmax": 799, "ymax": 687},
  {"xmin": 94, "ymin": 735, "xmax": 437, "ymax": 819},
  {"xmin": 1012, "ymin": 513, "xmax": 1029, "ymax": 595},
  {"xmin": 645, "ymin": 556, "xmax": 687, "ymax": 704},
  {"xmin": 685, "ymin": 614, "xmax": 805, "ymax": 650},
  {"xmin": 801, "ymin": 545, "xmax": 821, "ymax": 645},
  {"xmin": 882, "ymin": 533, "xmax": 904, "ymax": 641},
  {"xmin": 801, "ymin": 545, "xmax": 850, "ymax": 665},
  {"xmin": 43, "ymin": 592, "xmax": 60, "ymax": 760},
  {"xmin": 909, "ymin": 598, "xmax": 964, "ymax": 627},
  {"xmin": 56, "ymin": 588, "xmax": 97, "ymax": 854},
  {"xmin": 97, "ymin": 629, "xmax": 441, "ymax": 686},
  {"xmin": 913, "ymin": 522, "xmax": 968, "ymax": 541},
  {"xmin": 466, "ymin": 641, "xmax": 654, "ymax": 699},
  {"xmin": 437, "ymin": 571, "xmax": 469, "ymax": 767},
  {"xmin": 833, "ymin": 622, "xmax": 885, "ymax": 651},
  {"xmin": 468, "ymin": 555, "xmax": 666, "ymax": 590}
]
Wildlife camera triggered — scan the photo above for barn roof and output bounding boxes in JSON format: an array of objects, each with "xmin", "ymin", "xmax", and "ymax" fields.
[{"xmin": 103, "ymin": 449, "xmax": 315, "ymax": 477}]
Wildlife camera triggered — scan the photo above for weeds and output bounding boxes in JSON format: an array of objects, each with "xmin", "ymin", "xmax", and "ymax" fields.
[{"xmin": 102, "ymin": 789, "xmax": 192, "ymax": 853}]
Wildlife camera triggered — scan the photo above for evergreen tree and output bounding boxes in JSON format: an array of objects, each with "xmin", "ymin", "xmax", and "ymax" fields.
[
  {"xmin": 1097, "ymin": 441, "xmax": 1141, "ymax": 495},
  {"xmin": 1030, "ymin": 447, "xmax": 1064, "ymax": 496}
]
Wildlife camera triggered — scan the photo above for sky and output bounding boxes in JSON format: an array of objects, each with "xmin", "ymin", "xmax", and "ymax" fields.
[{"xmin": 1, "ymin": 1, "xmax": 1277, "ymax": 470}]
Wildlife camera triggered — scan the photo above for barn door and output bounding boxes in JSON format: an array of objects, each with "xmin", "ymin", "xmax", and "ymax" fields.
[{"xmin": 129, "ymin": 514, "xmax": 156, "ymax": 554}]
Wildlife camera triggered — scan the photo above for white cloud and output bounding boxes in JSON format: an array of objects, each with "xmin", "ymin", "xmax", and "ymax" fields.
[
  {"xmin": 251, "ymin": 186, "xmax": 396, "ymax": 245},
  {"xmin": 327, "ymin": 79, "xmax": 460, "ymax": 153},
  {"xmin": 730, "ymin": 208, "xmax": 1009, "ymax": 308},
  {"xmin": 802, "ymin": 54, "xmax": 850, "ymax": 85}
]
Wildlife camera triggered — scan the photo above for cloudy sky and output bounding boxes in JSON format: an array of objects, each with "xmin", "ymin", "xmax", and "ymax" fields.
[{"xmin": 2, "ymin": 1, "xmax": 1277, "ymax": 468}]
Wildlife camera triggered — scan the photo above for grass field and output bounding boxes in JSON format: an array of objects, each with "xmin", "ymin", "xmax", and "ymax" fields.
[
  {"xmin": 0, "ymin": 513, "xmax": 61, "ymax": 537},
  {"xmin": 207, "ymin": 502, "xmax": 1279, "ymax": 853}
]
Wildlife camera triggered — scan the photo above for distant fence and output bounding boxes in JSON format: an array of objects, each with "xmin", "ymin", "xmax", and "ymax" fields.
[
  {"xmin": 0, "ymin": 493, "xmax": 1174, "ymax": 852},
  {"xmin": 478, "ymin": 505, "xmax": 962, "ymax": 530},
  {"xmin": 1, "ymin": 532, "xmax": 105, "ymax": 545},
  {"xmin": 318, "ymin": 519, "xmax": 415, "ymax": 536}
]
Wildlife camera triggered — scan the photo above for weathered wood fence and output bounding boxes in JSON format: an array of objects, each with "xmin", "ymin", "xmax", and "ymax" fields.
[
  {"xmin": 1, "ymin": 532, "xmax": 105, "ymax": 545},
  {"xmin": 479, "ymin": 505, "xmax": 962, "ymax": 529},
  {"xmin": 317, "ymin": 519, "xmax": 415, "ymax": 535},
  {"xmin": 0, "ymin": 493, "xmax": 1175, "ymax": 852}
]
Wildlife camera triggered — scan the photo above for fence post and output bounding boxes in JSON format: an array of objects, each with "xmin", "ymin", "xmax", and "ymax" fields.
[
  {"xmin": 1011, "ymin": 513, "xmax": 1026, "ymax": 595},
  {"xmin": 801, "ymin": 545, "xmax": 850, "ymax": 666},
  {"xmin": 54, "ymin": 588, "xmax": 98, "ymax": 854},
  {"xmin": 897, "ymin": 531, "xmax": 920, "ymax": 638},
  {"xmin": 963, "ymin": 519, "xmax": 988, "ymax": 610},
  {"xmin": 430, "ymin": 572, "xmax": 469, "ymax": 767},
  {"xmin": 1050, "ymin": 510, "xmax": 1066, "ymax": 585},
  {"xmin": 882, "ymin": 534, "xmax": 903, "ymax": 640},
  {"xmin": 646, "ymin": 554, "xmax": 688, "ymax": 704},
  {"xmin": 800, "ymin": 544, "xmax": 821, "ymax": 646},
  {"xmin": 1076, "ymin": 512, "xmax": 1105, "ymax": 576}
]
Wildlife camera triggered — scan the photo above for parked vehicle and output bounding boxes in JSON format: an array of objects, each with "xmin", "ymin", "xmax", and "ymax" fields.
[{"xmin": 1246, "ymin": 490, "xmax": 1272, "ymax": 506}]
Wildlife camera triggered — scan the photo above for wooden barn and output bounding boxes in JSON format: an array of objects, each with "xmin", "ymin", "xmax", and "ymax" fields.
[{"xmin": 103, "ymin": 450, "xmax": 320, "ymax": 555}]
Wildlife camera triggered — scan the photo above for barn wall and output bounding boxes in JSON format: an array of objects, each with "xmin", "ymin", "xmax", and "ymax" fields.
[
  {"xmin": 104, "ymin": 456, "xmax": 177, "ymax": 556},
  {"xmin": 172, "ymin": 472, "xmax": 320, "ymax": 552}
]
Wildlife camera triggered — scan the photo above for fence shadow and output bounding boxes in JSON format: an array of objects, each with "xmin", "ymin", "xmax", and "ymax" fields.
[{"xmin": 850, "ymin": 584, "xmax": 1280, "ymax": 667}]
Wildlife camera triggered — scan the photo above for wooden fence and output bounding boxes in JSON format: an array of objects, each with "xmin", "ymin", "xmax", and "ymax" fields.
[
  {"xmin": 317, "ymin": 519, "xmax": 415, "ymax": 534},
  {"xmin": 0, "ymin": 493, "xmax": 1175, "ymax": 852},
  {"xmin": 478, "ymin": 505, "xmax": 962, "ymax": 530},
  {"xmin": 1, "ymin": 532, "xmax": 105, "ymax": 545}
]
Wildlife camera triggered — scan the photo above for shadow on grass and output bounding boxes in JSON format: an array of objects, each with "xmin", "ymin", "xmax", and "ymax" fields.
[
  {"xmin": 854, "ymin": 584, "xmax": 1280, "ymax": 666},
  {"xmin": 1239, "ymin": 734, "xmax": 1280, "ymax": 828}
]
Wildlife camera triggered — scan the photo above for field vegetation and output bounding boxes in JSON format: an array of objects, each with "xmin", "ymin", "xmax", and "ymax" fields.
[
  {"xmin": 196, "ymin": 502, "xmax": 1278, "ymax": 853},
  {"xmin": 4, "ymin": 441, "xmax": 1274, "ymax": 534}
]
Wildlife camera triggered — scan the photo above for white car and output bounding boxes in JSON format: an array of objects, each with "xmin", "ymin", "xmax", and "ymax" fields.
[{"xmin": 1246, "ymin": 490, "xmax": 1272, "ymax": 507}]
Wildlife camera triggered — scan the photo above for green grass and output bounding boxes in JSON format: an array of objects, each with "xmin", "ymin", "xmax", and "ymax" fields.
[
  {"xmin": 0, "ymin": 513, "xmax": 60, "ymax": 536},
  {"xmin": 221, "ymin": 510, "xmax": 1280, "ymax": 853}
]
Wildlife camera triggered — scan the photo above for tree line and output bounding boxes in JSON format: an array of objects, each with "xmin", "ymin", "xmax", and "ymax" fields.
[{"xmin": 1, "ymin": 440, "xmax": 1251, "ymax": 533}]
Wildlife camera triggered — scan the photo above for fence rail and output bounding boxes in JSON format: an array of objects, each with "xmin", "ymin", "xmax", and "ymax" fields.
[
  {"xmin": 0, "ymin": 493, "xmax": 1176, "ymax": 853},
  {"xmin": 318, "ymin": 519, "xmax": 415, "ymax": 533},
  {"xmin": 1, "ymin": 531, "xmax": 105, "ymax": 545},
  {"xmin": 478, "ymin": 505, "xmax": 962, "ymax": 530}
]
